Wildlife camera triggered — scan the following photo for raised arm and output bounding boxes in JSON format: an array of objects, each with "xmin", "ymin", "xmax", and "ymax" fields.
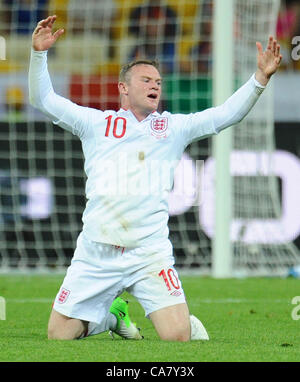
[
  {"xmin": 180, "ymin": 36, "xmax": 282, "ymax": 145},
  {"xmin": 29, "ymin": 15, "xmax": 96, "ymax": 138},
  {"xmin": 212, "ymin": 36, "xmax": 282, "ymax": 132}
]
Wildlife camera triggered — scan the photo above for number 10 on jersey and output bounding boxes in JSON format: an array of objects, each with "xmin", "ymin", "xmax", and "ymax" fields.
[{"xmin": 105, "ymin": 116, "xmax": 127, "ymax": 139}]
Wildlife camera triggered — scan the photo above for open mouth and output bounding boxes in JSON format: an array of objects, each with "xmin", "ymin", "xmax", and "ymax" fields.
[{"xmin": 147, "ymin": 93, "xmax": 158, "ymax": 100}]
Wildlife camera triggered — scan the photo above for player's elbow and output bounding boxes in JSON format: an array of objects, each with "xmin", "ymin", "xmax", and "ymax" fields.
[
  {"xmin": 28, "ymin": 82, "xmax": 51, "ymax": 111},
  {"xmin": 216, "ymin": 114, "xmax": 245, "ymax": 133},
  {"xmin": 28, "ymin": 93, "xmax": 36, "ymax": 108},
  {"xmin": 28, "ymin": 87, "xmax": 40, "ymax": 109},
  {"xmin": 28, "ymin": 89, "xmax": 48, "ymax": 113}
]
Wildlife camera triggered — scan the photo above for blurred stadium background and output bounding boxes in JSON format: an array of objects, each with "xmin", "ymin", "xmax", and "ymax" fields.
[{"xmin": 0, "ymin": 0, "xmax": 299, "ymax": 276}]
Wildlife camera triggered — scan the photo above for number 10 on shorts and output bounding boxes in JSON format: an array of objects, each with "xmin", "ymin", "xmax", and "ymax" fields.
[{"xmin": 159, "ymin": 268, "xmax": 180, "ymax": 291}]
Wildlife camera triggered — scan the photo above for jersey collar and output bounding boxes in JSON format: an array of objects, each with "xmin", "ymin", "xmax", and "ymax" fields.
[{"xmin": 117, "ymin": 108, "xmax": 160, "ymax": 121}]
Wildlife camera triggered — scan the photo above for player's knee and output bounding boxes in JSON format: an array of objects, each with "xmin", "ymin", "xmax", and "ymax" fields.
[
  {"xmin": 47, "ymin": 325, "xmax": 66, "ymax": 340},
  {"xmin": 47, "ymin": 319, "xmax": 80, "ymax": 340},
  {"xmin": 47, "ymin": 325, "xmax": 78, "ymax": 340},
  {"xmin": 158, "ymin": 325, "xmax": 190, "ymax": 342},
  {"xmin": 47, "ymin": 325, "xmax": 61, "ymax": 340},
  {"xmin": 47, "ymin": 309, "xmax": 84, "ymax": 340}
]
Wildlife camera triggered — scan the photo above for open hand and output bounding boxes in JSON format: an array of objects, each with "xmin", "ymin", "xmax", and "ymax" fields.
[
  {"xmin": 32, "ymin": 15, "xmax": 64, "ymax": 51},
  {"xmin": 255, "ymin": 36, "xmax": 282, "ymax": 86}
]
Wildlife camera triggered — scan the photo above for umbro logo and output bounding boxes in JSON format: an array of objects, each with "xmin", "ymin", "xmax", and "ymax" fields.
[{"xmin": 170, "ymin": 290, "xmax": 182, "ymax": 297}]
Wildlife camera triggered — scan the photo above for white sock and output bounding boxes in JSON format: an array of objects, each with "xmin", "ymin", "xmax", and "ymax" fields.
[
  {"xmin": 79, "ymin": 312, "xmax": 117, "ymax": 338},
  {"xmin": 190, "ymin": 315, "xmax": 209, "ymax": 340}
]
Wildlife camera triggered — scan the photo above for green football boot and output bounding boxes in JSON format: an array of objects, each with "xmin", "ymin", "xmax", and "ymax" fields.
[{"xmin": 109, "ymin": 297, "xmax": 143, "ymax": 340}]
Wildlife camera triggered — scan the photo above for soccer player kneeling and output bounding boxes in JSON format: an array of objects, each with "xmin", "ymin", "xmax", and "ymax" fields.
[{"xmin": 29, "ymin": 16, "xmax": 281, "ymax": 341}]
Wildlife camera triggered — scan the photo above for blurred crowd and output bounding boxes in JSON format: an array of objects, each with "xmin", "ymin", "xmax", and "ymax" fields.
[
  {"xmin": 0, "ymin": 0, "xmax": 299, "ymax": 119},
  {"xmin": 1, "ymin": 0, "xmax": 299, "ymax": 73}
]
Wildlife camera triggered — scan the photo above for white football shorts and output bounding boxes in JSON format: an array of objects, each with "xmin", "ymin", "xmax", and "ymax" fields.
[{"xmin": 53, "ymin": 232, "xmax": 186, "ymax": 324}]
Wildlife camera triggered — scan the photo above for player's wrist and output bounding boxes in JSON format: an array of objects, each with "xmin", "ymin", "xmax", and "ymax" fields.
[
  {"xmin": 32, "ymin": 43, "xmax": 48, "ymax": 52},
  {"xmin": 254, "ymin": 69, "xmax": 270, "ymax": 87},
  {"xmin": 31, "ymin": 46, "xmax": 48, "ymax": 55}
]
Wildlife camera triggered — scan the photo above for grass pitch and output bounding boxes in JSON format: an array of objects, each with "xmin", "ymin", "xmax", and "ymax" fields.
[{"xmin": 0, "ymin": 274, "xmax": 299, "ymax": 362}]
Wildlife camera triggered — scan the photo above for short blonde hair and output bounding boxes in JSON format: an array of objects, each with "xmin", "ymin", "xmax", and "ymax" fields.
[{"xmin": 119, "ymin": 59, "xmax": 160, "ymax": 83}]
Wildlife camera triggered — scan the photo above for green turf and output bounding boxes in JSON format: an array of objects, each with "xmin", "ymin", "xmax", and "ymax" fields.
[{"xmin": 0, "ymin": 274, "xmax": 299, "ymax": 362}]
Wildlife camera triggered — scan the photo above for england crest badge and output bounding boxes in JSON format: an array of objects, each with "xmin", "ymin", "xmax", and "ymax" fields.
[{"xmin": 150, "ymin": 117, "xmax": 169, "ymax": 139}]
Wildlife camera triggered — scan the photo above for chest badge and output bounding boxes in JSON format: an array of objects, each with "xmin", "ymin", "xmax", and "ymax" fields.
[{"xmin": 150, "ymin": 117, "xmax": 169, "ymax": 139}]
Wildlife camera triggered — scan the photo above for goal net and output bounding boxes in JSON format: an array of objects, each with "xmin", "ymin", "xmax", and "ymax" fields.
[
  {"xmin": 0, "ymin": 0, "xmax": 299, "ymax": 275},
  {"xmin": 223, "ymin": 0, "xmax": 300, "ymax": 276}
]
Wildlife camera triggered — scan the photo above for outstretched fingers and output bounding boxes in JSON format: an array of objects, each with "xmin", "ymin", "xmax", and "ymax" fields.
[
  {"xmin": 269, "ymin": 36, "xmax": 282, "ymax": 63},
  {"xmin": 258, "ymin": 35, "xmax": 282, "ymax": 58},
  {"xmin": 267, "ymin": 35, "xmax": 281, "ymax": 55},
  {"xmin": 32, "ymin": 15, "xmax": 63, "ymax": 50},
  {"xmin": 272, "ymin": 39, "xmax": 278, "ymax": 54},
  {"xmin": 255, "ymin": 35, "xmax": 282, "ymax": 82},
  {"xmin": 267, "ymin": 35, "xmax": 274, "ymax": 51},
  {"xmin": 256, "ymin": 41, "xmax": 263, "ymax": 55},
  {"xmin": 275, "ymin": 42, "xmax": 282, "ymax": 58},
  {"xmin": 53, "ymin": 28, "xmax": 64, "ymax": 41},
  {"xmin": 37, "ymin": 15, "xmax": 57, "ymax": 29},
  {"xmin": 47, "ymin": 15, "xmax": 58, "ymax": 28},
  {"xmin": 33, "ymin": 25, "xmax": 43, "ymax": 35}
]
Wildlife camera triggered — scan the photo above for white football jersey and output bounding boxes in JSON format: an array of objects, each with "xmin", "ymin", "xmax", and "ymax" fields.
[
  {"xmin": 73, "ymin": 107, "xmax": 217, "ymax": 247},
  {"xmin": 29, "ymin": 50, "xmax": 265, "ymax": 248}
]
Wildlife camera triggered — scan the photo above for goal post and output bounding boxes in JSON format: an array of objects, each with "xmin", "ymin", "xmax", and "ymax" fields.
[{"xmin": 211, "ymin": 0, "xmax": 234, "ymax": 278}]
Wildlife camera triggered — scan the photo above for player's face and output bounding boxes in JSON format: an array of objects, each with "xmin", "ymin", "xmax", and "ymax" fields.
[{"xmin": 124, "ymin": 64, "xmax": 162, "ymax": 115}]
